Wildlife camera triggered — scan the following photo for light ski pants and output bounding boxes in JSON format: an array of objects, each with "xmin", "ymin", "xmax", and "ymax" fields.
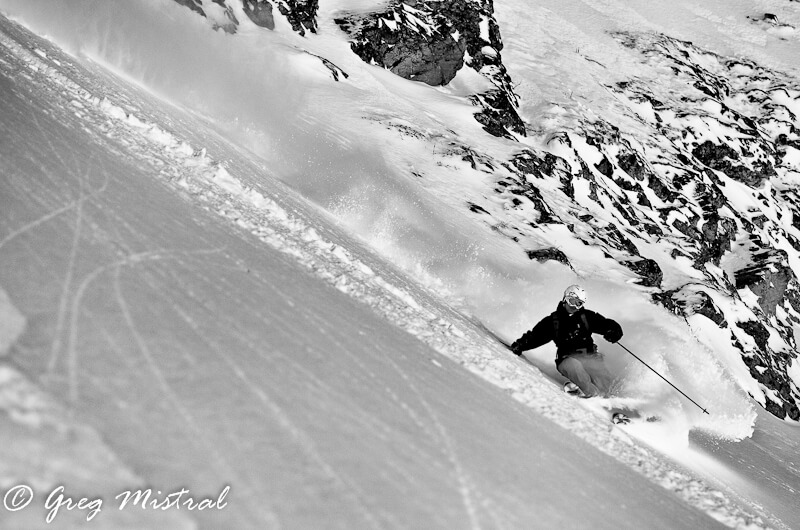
[{"xmin": 557, "ymin": 353, "xmax": 613, "ymax": 397}]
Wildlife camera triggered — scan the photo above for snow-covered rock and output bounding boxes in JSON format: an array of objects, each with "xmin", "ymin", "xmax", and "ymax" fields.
[
  {"xmin": 334, "ymin": 0, "xmax": 525, "ymax": 138},
  {"xmin": 173, "ymin": 0, "xmax": 318, "ymax": 35}
]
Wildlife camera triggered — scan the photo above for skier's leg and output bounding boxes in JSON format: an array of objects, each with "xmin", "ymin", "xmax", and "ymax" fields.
[
  {"xmin": 557, "ymin": 357, "xmax": 602, "ymax": 397},
  {"xmin": 581, "ymin": 354, "xmax": 614, "ymax": 396}
]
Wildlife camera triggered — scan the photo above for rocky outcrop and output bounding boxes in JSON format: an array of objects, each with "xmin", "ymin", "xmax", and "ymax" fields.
[
  {"xmin": 735, "ymin": 248, "xmax": 799, "ymax": 316},
  {"xmin": 692, "ymin": 140, "xmax": 776, "ymax": 188},
  {"xmin": 173, "ymin": 0, "xmax": 205, "ymax": 17},
  {"xmin": 336, "ymin": 5, "xmax": 466, "ymax": 86},
  {"xmin": 598, "ymin": 34, "xmax": 800, "ymax": 419},
  {"xmin": 173, "ymin": 0, "xmax": 239, "ymax": 33},
  {"xmin": 172, "ymin": 0, "xmax": 318, "ymax": 35},
  {"xmin": 275, "ymin": 0, "xmax": 319, "ymax": 35},
  {"xmin": 242, "ymin": 0, "xmax": 275, "ymax": 29},
  {"xmin": 622, "ymin": 257, "xmax": 663, "ymax": 288},
  {"xmin": 334, "ymin": 0, "xmax": 525, "ymax": 138},
  {"xmin": 652, "ymin": 286, "xmax": 727, "ymax": 326},
  {"xmin": 470, "ymin": 32, "xmax": 800, "ymax": 420},
  {"xmin": 527, "ymin": 247, "xmax": 571, "ymax": 267},
  {"xmin": 470, "ymin": 90, "xmax": 525, "ymax": 139},
  {"xmin": 170, "ymin": 0, "xmax": 345, "ymax": 79}
]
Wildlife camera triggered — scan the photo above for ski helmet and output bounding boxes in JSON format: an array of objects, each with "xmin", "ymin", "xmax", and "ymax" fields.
[{"xmin": 563, "ymin": 285, "xmax": 586, "ymax": 309}]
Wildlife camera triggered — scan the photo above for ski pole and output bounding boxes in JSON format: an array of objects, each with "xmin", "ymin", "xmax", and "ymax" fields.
[{"xmin": 616, "ymin": 342, "xmax": 710, "ymax": 415}]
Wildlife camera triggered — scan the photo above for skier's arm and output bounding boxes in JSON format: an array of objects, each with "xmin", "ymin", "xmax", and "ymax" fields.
[
  {"xmin": 588, "ymin": 311, "xmax": 623, "ymax": 343},
  {"xmin": 510, "ymin": 316, "xmax": 554, "ymax": 355}
]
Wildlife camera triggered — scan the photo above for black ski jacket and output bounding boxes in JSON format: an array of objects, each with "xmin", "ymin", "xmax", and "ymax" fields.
[{"xmin": 512, "ymin": 302, "xmax": 623, "ymax": 364}]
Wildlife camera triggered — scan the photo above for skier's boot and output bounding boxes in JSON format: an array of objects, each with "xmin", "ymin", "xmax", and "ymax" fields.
[
  {"xmin": 563, "ymin": 381, "xmax": 585, "ymax": 397},
  {"xmin": 611, "ymin": 412, "xmax": 631, "ymax": 425}
]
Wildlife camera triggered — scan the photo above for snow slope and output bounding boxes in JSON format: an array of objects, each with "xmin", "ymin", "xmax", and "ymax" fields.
[
  {"xmin": 0, "ymin": 0, "xmax": 798, "ymax": 528},
  {"xmin": 0, "ymin": 15, "xmax": 739, "ymax": 529}
]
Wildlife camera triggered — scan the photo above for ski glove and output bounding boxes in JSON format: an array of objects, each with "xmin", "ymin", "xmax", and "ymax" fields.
[
  {"xmin": 510, "ymin": 341, "xmax": 523, "ymax": 356},
  {"xmin": 603, "ymin": 329, "xmax": 623, "ymax": 343}
]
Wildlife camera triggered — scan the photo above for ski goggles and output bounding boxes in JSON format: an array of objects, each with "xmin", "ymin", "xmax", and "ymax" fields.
[{"xmin": 564, "ymin": 295, "xmax": 585, "ymax": 309}]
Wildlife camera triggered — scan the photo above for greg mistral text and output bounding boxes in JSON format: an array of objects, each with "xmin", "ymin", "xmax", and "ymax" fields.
[{"xmin": 3, "ymin": 484, "xmax": 230, "ymax": 523}]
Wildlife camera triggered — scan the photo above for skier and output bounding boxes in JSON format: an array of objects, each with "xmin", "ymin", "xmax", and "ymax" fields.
[{"xmin": 510, "ymin": 285, "xmax": 623, "ymax": 398}]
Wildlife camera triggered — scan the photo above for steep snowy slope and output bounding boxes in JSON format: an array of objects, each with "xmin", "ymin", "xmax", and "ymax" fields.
[
  {"xmin": 0, "ymin": 14, "xmax": 759, "ymax": 529},
  {"xmin": 79, "ymin": 0, "xmax": 800, "ymax": 423},
  {"xmin": 1, "ymin": 0, "xmax": 800, "ymax": 528}
]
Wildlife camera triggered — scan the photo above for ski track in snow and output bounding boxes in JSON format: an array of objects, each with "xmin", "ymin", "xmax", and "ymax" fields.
[
  {"xmin": 180, "ymin": 290, "xmax": 387, "ymax": 530},
  {"xmin": 383, "ymin": 353, "xmax": 483, "ymax": 530},
  {"xmin": 0, "ymin": 16, "xmax": 778, "ymax": 530},
  {"xmin": 111, "ymin": 262, "xmax": 281, "ymax": 528},
  {"xmin": 0, "ymin": 141, "xmax": 108, "ymax": 253},
  {"xmin": 53, "ymin": 160, "xmax": 88, "ymax": 404}
]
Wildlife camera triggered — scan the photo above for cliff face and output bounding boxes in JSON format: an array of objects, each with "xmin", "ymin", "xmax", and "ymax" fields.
[
  {"xmin": 333, "ymin": 0, "xmax": 525, "ymax": 139},
  {"xmin": 171, "ymin": 0, "xmax": 800, "ymax": 421},
  {"xmin": 546, "ymin": 33, "xmax": 800, "ymax": 420}
]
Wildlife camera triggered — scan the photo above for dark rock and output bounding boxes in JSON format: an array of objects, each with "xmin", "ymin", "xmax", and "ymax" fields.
[
  {"xmin": 511, "ymin": 150, "xmax": 570, "ymax": 179},
  {"xmin": 765, "ymin": 398, "xmax": 786, "ymax": 419},
  {"xmin": 695, "ymin": 181, "xmax": 726, "ymax": 215},
  {"xmin": 648, "ymin": 173, "xmax": 678, "ymax": 203},
  {"xmin": 651, "ymin": 291, "xmax": 683, "ymax": 317},
  {"xmin": 692, "ymin": 140, "xmax": 775, "ymax": 188},
  {"xmin": 468, "ymin": 202, "xmax": 490, "ymax": 214},
  {"xmin": 560, "ymin": 172, "xmax": 575, "ymax": 199},
  {"xmin": 671, "ymin": 217, "xmax": 700, "ymax": 240},
  {"xmin": 734, "ymin": 249, "xmax": 794, "ymax": 315},
  {"xmin": 696, "ymin": 215, "xmax": 737, "ymax": 266},
  {"xmin": 613, "ymin": 175, "xmax": 641, "ymax": 193},
  {"xmin": 751, "ymin": 214, "xmax": 768, "ymax": 228},
  {"xmin": 336, "ymin": 3, "xmax": 467, "ymax": 86},
  {"xmin": 637, "ymin": 190, "xmax": 652, "ymax": 208},
  {"xmin": 470, "ymin": 89, "xmax": 526, "ymax": 138},
  {"xmin": 212, "ymin": 0, "xmax": 239, "ymax": 33},
  {"xmin": 276, "ymin": 0, "xmax": 319, "ymax": 35},
  {"xmin": 597, "ymin": 223, "xmax": 639, "ymax": 256},
  {"xmin": 621, "ymin": 257, "xmax": 662, "ymax": 287},
  {"xmin": 652, "ymin": 287, "xmax": 726, "ymax": 325},
  {"xmin": 693, "ymin": 140, "xmax": 738, "ymax": 162},
  {"xmin": 672, "ymin": 169, "xmax": 694, "ymax": 191},
  {"xmin": 737, "ymin": 320, "xmax": 770, "ymax": 351},
  {"xmin": 173, "ymin": 0, "xmax": 317, "ymax": 35},
  {"xmin": 642, "ymin": 221, "xmax": 662, "ymax": 236},
  {"xmin": 301, "ymin": 53, "xmax": 348, "ymax": 81},
  {"xmin": 335, "ymin": 0, "xmax": 525, "ymax": 138},
  {"xmin": 691, "ymin": 291, "xmax": 727, "ymax": 326},
  {"xmin": 617, "ymin": 150, "xmax": 649, "ymax": 181},
  {"xmin": 375, "ymin": 26, "xmax": 463, "ymax": 85},
  {"xmin": 744, "ymin": 354, "xmax": 800, "ymax": 421},
  {"xmin": 242, "ymin": 0, "xmax": 275, "ymax": 29},
  {"xmin": 526, "ymin": 247, "xmax": 570, "ymax": 266},
  {"xmin": 508, "ymin": 185, "xmax": 557, "ymax": 224},
  {"xmin": 595, "ymin": 156, "xmax": 614, "ymax": 178},
  {"xmin": 173, "ymin": 0, "xmax": 205, "ymax": 17}
]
